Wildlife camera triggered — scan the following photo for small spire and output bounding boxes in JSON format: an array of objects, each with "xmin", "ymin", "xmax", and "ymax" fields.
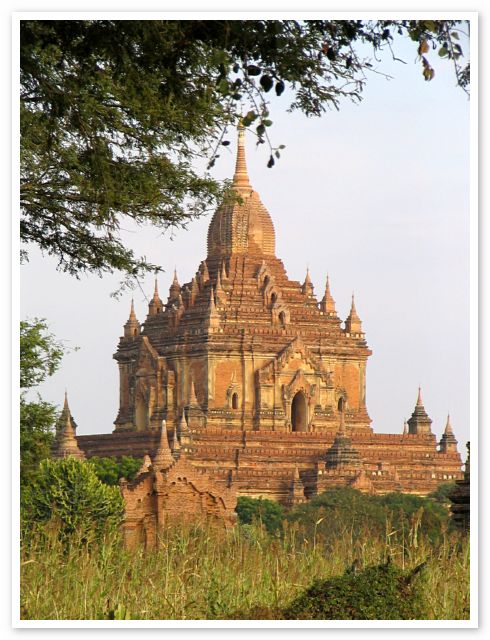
[
  {"xmin": 320, "ymin": 274, "xmax": 337, "ymax": 315},
  {"xmin": 444, "ymin": 414, "xmax": 453, "ymax": 435},
  {"xmin": 171, "ymin": 427, "xmax": 181, "ymax": 452},
  {"xmin": 152, "ymin": 420, "xmax": 174, "ymax": 470},
  {"xmin": 56, "ymin": 390, "xmax": 77, "ymax": 433},
  {"xmin": 301, "ymin": 267, "xmax": 314, "ymax": 296},
  {"xmin": 416, "ymin": 386, "xmax": 423, "ymax": 407},
  {"xmin": 168, "ymin": 270, "xmax": 181, "ymax": 301},
  {"xmin": 221, "ymin": 261, "xmax": 228, "ymax": 282},
  {"xmin": 207, "ymin": 286, "xmax": 220, "ymax": 329},
  {"xmin": 345, "ymin": 292, "xmax": 362, "ymax": 334},
  {"xmin": 129, "ymin": 298, "xmax": 136, "ymax": 319},
  {"xmin": 189, "ymin": 379, "xmax": 199, "ymax": 406},
  {"xmin": 52, "ymin": 410, "xmax": 85, "ymax": 460},
  {"xmin": 407, "ymin": 387, "xmax": 432, "ymax": 435},
  {"xmin": 233, "ymin": 124, "xmax": 251, "ymax": 189},
  {"xmin": 201, "ymin": 260, "xmax": 210, "ymax": 283},
  {"xmin": 215, "ymin": 270, "xmax": 225, "ymax": 305},
  {"xmin": 179, "ymin": 411, "xmax": 192, "ymax": 446},
  {"xmin": 403, "ymin": 420, "xmax": 408, "ymax": 435},
  {"xmin": 125, "ymin": 297, "xmax": 141, "ymax": 334},
  {"xmin": 339, "ymin": 405, "xmax": 346, "ymax": 435},
  {"xmin": 148, "ymin": 278, "xmax": 164, "ymax": 316}
]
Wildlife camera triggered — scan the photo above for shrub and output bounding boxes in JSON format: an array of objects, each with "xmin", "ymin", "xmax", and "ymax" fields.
[
  {"xmin": 282, "ymin": 561, "xmax": 426, "ymax": 620},
  {"xmin": 236, "ymin": 497, "xmax": 285, "ymax": 534},
  {"xmin": 90, "ymin": 456, "xmax": 142, "ymax": 486},
  {"xmin": 287, "ymin": 488, "xmax": 449, "ymax": 546},
  {"xmin": 21, "ymin": 457, "xmax": 124, "ymax": 544}
]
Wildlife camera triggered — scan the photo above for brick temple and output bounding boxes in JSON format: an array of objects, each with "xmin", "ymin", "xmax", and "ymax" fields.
[{"xmin": 57, "ymin": 127, "xmax": 464, "ymax": 511}]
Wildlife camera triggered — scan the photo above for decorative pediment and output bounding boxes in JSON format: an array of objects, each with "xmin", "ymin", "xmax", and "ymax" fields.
[
  {"xmin": 257, "ymin": 337, "xmax": 333, "ymax": 387},
  {"xmin": 284, "ymin": 368, "xmax": 314, "ymax": 398},
  {"xmin": 277, "ymin": 337, "xmax": 325, "ymax": 378}
]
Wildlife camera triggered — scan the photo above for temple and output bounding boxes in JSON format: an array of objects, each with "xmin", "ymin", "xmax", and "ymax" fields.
[{"xmin": 62, "ymin": 127, "xmax": 463, "ymax": 505}]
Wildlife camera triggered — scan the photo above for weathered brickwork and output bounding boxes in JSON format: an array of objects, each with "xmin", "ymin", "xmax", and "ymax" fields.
[
  {"xmin": 56, "ymin": 127, "xmax": 465, "ymax": 520},
  {"xmin": 120, "ymin": 424, "xmax": 237, "ymax": 549}
]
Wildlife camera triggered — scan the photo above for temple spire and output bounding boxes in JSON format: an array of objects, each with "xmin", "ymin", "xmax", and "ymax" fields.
[
  {"xmin": 439, "ymin": 413, "xmax": 458, "ymax": 453},
  {"xmin": 189, "ymin": 379, "xmax": 199, "ymax": 406},
  {"xmin": 407, "ymin": 387, "xmax": 433, "ymax": 435},
  {"xmin": 152, "ymin": 420, "xmax": 174, "ymax": 470},
  {"xmin": 56, "ymin": 390, "xmax": 77, "ymax": 433},
  {"xmin": 149, "ymin": 277, "xmax": 164, "ymax": 316},
  {"xmin": 168, "ymin": 270, "xmax": 181, "ymax": 300},
  {"xmin": 207, "ymin": 286, "xmax": 220, "ymax": 329},
  {"xmin": 53, "ymin": 409, "xmax": 85, "ymax": 460},
  {"xmin": 444, "ymin": 414, "xmax": 454, "ymax": 435},
  {"xmin": 301, "ymin": 267, "xmax": 314, "ymax": 296},
  {"xmin": 215, "ymin": 269, "xmax": 225, "ymax": 306},
  {"xmin": 345, "ymin": 292, "xmax": 363, "ymax": 334},
  {"xmin": 233, "ymin": 125, "xmax": 251, "ymax": 189},
  {"xmin": 320, "ymin": 274, "xmax": 337, "ymax": 315},
  {"xmin": 124, "ymin": 298, "xmax": 141, "ymax": 336}
]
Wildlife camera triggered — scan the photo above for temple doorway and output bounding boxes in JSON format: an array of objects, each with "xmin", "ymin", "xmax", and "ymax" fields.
[{"xmin": 291, "ymin": 391, "xmax": 308, "ymax": 432}]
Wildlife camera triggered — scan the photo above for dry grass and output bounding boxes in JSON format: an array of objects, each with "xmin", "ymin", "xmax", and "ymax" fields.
[{"xmin": 20, "ymin": 519, "xmax": 470, "ymax": 621}]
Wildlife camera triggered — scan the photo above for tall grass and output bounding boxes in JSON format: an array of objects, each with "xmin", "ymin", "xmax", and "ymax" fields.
[{"xmin": 20, "ymin": 519, "xmax": 469, "ymax": 620}]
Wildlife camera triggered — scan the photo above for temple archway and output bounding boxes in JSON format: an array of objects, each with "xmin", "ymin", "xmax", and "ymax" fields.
[{"xmin": 291, "ymin": 391, "xmax": 308, "ymax": 432}]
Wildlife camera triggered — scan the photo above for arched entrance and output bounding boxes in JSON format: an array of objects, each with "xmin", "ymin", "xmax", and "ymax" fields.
[{"xmin": 291, "ymin": 391, "xmax": 308, "ymax": 432}]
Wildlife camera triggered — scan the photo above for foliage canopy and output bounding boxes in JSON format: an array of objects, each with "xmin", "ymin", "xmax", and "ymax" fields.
[
  {"xmin": 21, "ymin": 457, "xmax": 124, "ymax": 544},
  {"xmin": 20, "ymin": 318, "xmax": 66, "ymax": 486},
  {"xmin": 90, "ymin": 456, "xmax": 142, "ymax": 485},
  {"xmin": 20, "ymin": 19, "xmax": 469, "ymax": 285}
]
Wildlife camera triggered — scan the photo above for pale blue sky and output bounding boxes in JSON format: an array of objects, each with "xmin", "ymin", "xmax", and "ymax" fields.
[{"xmin": 20, "ymin": 30, "xmax": 471, "ymax": 450}]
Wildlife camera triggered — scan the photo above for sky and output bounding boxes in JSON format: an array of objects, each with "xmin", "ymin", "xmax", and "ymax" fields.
[{"xmin": 20, "ymin": 28, "xmax": 472, "ymax": 452}]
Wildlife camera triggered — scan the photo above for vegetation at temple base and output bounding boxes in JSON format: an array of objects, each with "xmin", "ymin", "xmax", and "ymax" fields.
[
  {"xmin": 20, "ymin": 488, "xmax": 469, "ymax": 620},
  {"xmin": 21, "ymin": 457, "xmax": 124, "ymax": 546},
  {"xmin": 20, "ymin": 318, "xmax": 65, "ymax": 489},
  {"xmin": 237, "ymin": 489, "xmax": 452, "ymax": 544},
  {"xmin": 20, "ymin": 514, "xmax": 469, "ymax": 620},
  {"xmin": 236, "ymin": 497, "xmax": 285, "ymax": 534},
  {"xmin": 428, "ymin": 481, "xmax": 458, "ymax": 506},
  {"xmin": 20, "ymin": 19, "xmax": 469, "ymax": 285},
  {"xmin": 90, "ymin": 456, "xmax": 142, "ymax": 486}
]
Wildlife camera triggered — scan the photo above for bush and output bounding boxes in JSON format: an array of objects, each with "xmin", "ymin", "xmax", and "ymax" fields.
[
  {"xmin": 427, "ymin": 482, "xmax": 457, "ymax": 505},
  {"xmin": 90, "ymin": 456, "xmax": 142, "ymax": 486},
  {"xmin": 21, "ymin": 457, "xmax": 124, "ymax": 544},
  {"xmin": 287, "ymin": 488, "xmax": 449, "ymax": 546},
  {"xmin": 282, "ymin": 561, "xmax": 426, "ymax": 620},
  {"xmin": 236, "ymin": 497, "xmax": 285, "ymax": 534}
]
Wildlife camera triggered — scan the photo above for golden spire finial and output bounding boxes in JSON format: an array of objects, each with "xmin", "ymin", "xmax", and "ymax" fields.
[{"xmin": 233, "ymin": 125, "xmax": 251, "ymax": 188}]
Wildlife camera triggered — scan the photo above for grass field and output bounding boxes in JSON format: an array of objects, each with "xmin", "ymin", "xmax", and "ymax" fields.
[{"xmin": 20, "ymin": 518, "xmax": 470, "ymax": 620}]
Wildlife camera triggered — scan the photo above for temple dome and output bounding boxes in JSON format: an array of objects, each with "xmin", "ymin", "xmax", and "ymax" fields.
[{"xmin": 207, "ymin": 128, "xmax": 276, "ymax": 258}]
